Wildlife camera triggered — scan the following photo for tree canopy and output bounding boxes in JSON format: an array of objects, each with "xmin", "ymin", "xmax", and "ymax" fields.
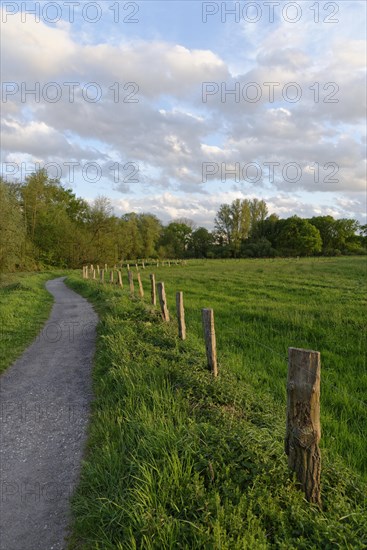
[{"xmin": 1, "ymin": 170, "xmax": 365, "ymax": 272}]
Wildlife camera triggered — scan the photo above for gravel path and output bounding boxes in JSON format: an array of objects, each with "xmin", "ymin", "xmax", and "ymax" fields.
[{"xmin": 0, "ymin": 277, "xmax": 98, "ymax": 550}]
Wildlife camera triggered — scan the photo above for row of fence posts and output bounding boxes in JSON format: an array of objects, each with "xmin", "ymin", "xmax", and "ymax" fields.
[{"xmin": 82, "ymin": 263, "xmax": 322, "ymax": 507}]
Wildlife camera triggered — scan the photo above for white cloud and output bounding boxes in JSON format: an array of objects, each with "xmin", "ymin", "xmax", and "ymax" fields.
[{"xmin": 1, "ymin": 4, "xmax": 365, "ymax": 222}]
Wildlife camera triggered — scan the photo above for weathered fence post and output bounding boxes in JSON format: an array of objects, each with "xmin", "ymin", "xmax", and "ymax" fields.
[
  {"xmin": 285, "ymin": 347, "xmax": 321, "ymax": 506},
  {"xmin": 157, "ymin": 282, "xmax": 170, "ymax": 321},
  {"xmin": 100, "ymin": 269, "xmax": 105, "ymax": 284},
  {"xmin": 150, "ymin": 274, "xmax": 156, "ymax": 305},
  {"xmin": 92, "ymin": 269, "xmax": 96, "ymax": 280},
  {"xmin": 97, "ymin": 265, "xmax": 100, "ymax": 275},
  {"xmin": 135, "ymin": 263, "xmax": 139, "ymax": 271},
  {"xmin": 128, "ymin": 270, "xmax": 134, "ymax": 295},
  {"xmin": 110, "ymin": 270, "xmax": 114, "ymax": 284},
  {"xmin": 176, "ymin": 291, "xmax": 186, "ymax": 340},
  {"xmin": 142, "ymin": 260, "xmax": 145, "ymax": 269},
  {"xmin": 137, "ymin": 273, "xmax": 144, "ymax": 298},
  {"xmin": 117, "ymin": 271, "xmax": 123, "ymax": 288},
  {"xmin": 82, "ymin": 266, "xmax": 85, "ymax": 278},
  {"xmin": 201, "ymin": 308, "xmax": 218, "ymax": 377},
  {"xmin": 85, "ymin": 266, "xmax": 89, "ymax": 279}
]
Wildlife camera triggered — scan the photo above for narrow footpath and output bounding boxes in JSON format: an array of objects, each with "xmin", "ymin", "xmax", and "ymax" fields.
[{"xmin": 0, "ymin": 277, "xmax": 98, "ymax": 550}]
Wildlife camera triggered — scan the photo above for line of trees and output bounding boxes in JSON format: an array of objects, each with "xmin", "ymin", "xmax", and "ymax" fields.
[{"xmin": 1, "ymin": 170, "xmax": 366, "ymax": 272}]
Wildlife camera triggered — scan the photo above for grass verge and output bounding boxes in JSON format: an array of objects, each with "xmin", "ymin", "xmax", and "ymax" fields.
[
  {"xmin": 0, "ymin": 271, "xmax": 66, "ymax": 375},
  {"xmin": 66, "ymin": 273, "xmax": 367, "ymax": 549}
]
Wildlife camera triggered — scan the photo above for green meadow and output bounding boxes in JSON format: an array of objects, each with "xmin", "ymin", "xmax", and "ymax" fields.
[
  {"xmin": 65, "ymin": 256, "xmax": 366, "ymax": 549},
  {"xmin": 137, "ymin": 256, "xmax": 367, "ymax": 476}
]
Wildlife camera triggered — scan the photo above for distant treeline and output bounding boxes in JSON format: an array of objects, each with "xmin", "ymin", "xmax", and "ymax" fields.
[{"xmin": 1, "ymin": 170, "xmax": 366, "ymax": 271}]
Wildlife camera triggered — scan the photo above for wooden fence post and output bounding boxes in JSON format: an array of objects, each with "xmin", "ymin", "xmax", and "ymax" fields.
[
  {"xmin": 201, "ymin": 309, "xmax": 218, "ymax": 377},
  {"xmin": 117, "ymin": 271, "xmax": 123, "ymax": 288},
  {"xmin": 285, "ymin": 347, "xmax": 321, "ymax": 506},
  {"xmin": 142, "ymin": 260, "xmax": 145, "ymax": 269},
  {"xmin": 128, "ymin": 270, "xmax": 134, "ymax": 295},
  {"xmin": 100, "ymin": 269, "xmax": 105, "ymax": 284},
  {"xmin": 176, "ymin": 292, "xmax": 186, "ymax": 340},
  {"xmin": 85, "ymin": 266, "xmax": 89, "ymax": 279},
  {"xmin": 97, "ymin": 265, "xmax": 100, "ymax": 275},
  {"xmin": 150, "ymin": 274, "xmax": 156, "ymax": 305},
  {"xmin": 110, "ymin": 270, "xmax": 114, "ymax": 284},
  {"xmin": 137, "ymin": 273, "xmax": 144, "ymax": 298},
  {"xmin": 157, "ymin": 282, "xmax": 170, "ymax": 321},
  {"xmin": 92, "ymin": 269, "xmax": 96, "ymax": 280}
]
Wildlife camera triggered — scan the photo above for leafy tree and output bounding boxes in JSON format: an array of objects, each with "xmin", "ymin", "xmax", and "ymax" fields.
[
  {"xmin": 18, "ymin": 170, "xmax": 93, "ymax": 266},
  {"xmin": 0, "ymin": 179, "xmax": 27, "ymax": 272},
  {"xmin": 214, "ymin": 204, "xmax": 233, "ymax": 247},
  {"xmin": 159, "ymin": 222, "xmax": 192, "ymax": 258},
  {"xmin": 241, "ymin": 238, "xmax": 275, "ymax": 258},
  {"xmin": 174, "ymin": 218, "xmax": 196, "ymax": 230},
  {"xmin": 277, "ymin": 217, "xmax": 322, "ymax": 256},
  {"xmin": 214, "ymin": 198, "xmax": 268, "ymax": 257},
  {"xmin": 258, "ymin": 214, "xmax": 281, "ymax": 244},
  {"xmin": 137, "ymin": 214, "xmax": 162, "ymax": 258},
  {"xmin": 309, "ymin": 216, "xmax": 362, "ymax": 255},
  {"xmin": 188, "ymin": 227, "xmax": 213, "ymax": 258}
]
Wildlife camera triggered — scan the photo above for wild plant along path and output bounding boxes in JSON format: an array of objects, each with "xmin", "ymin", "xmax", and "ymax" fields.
[{"xmin": 0, "ymin": 277, "xmax": 98, "ymax": 550}]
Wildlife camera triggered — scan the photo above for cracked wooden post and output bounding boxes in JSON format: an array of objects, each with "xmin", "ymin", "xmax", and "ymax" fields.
[
  {"xmin": 100, "ymin": 269, "xmax": 104, "ymax": 284},
  {"xmin": 128, "ymin": 269, "xmax": 134, "ymax": 295},
  {"xmin": 157, "ymin": 282, "xmax": 170, "ymax": 321},
  {"xmin": 285, "ymin": 347, "xmax": 321, "ymax": 506},
  {"xmin": 150, "ymin": 274, "xmax": 156, "ymax": 305},
  {"xmin": 137, "ymin": 273, "xmax": 144, "ymax": 298},
  {"xmin": 110, "ymin": 270, "xmax": 114, "ymax": 284},
  {"xmin": 176, "ymin": 291, "xmax": 186, "ymax": 340},
  {"xmin": 202, "ymin": 308, "xmax": 218, "ymax": 377},
  {"xmin": 117, "ymin": 270, "xmax": 123, "ymax": 288}
]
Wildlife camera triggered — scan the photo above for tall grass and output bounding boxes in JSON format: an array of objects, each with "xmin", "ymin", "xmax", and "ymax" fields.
[{"xmin": 66, "ymin": 257, "xmax": 367, "ymax": 548}]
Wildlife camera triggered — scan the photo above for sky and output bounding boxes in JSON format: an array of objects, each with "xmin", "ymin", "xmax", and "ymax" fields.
[{"xmin": 1, "ymin": 0, "xmax": 366, "ymax": 227}]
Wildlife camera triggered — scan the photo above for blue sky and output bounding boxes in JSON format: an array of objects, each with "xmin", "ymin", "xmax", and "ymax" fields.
[{"xmin": 1, "ymin": 0, "xmax": 366, "ymax": 226}]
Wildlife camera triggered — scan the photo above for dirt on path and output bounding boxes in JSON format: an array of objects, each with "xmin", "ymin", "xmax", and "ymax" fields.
[{"xmin": 0, "ymin": 277, "xmax": 98, "ymax": 550}]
